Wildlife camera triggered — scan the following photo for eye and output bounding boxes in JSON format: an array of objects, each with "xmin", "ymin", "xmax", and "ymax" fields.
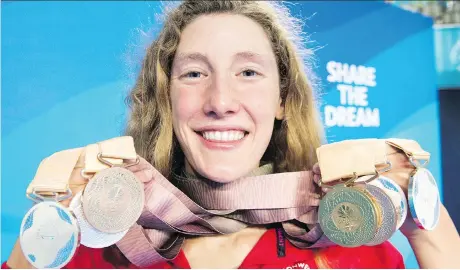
[
  {"xmin": 184, "ymin": 71, "xmax": 202, "ymax": 78},
  {"xmin": 240, "ymin": 69, "xmax": 259, "ymax": 77}
]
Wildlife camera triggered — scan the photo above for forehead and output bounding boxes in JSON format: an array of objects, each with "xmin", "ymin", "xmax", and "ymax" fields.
[{"xmin": 176, "ymin": 14, "xmax": 276, "ymax": 60}]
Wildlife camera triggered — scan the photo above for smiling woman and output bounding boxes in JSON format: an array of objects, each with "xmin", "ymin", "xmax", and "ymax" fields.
[
  {"xmin": 125, "ymin": 0, "xmax": 324, "ymax": 185},
  {"xmin": 4, "ymin": 0, "xmax": 460, "ymax": 269}
]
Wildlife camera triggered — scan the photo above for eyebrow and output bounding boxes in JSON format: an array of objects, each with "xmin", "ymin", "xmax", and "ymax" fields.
[
  {"xmin": 174, "ymin": 52, "xmax": 213, "ymax": 72},
  {"xmin": 173, "ymin": 51, "xmax": 272, "ymax": 71},
  {"xmin": 233, "ymin": 51, "xmax": 269, "ymax": 64}
]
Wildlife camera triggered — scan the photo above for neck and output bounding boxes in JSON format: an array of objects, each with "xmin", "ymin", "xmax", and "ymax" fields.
[
  {"xmin": 179, "ymin": 161, "xmax": 276, "ymax": 268},
  {"xmin": 182, "ymin": 162, "xmax": 274, "ymax": 181},
  {"xmin": 182, "ymin": 226, "xmax": 268, "ymax": 269}
]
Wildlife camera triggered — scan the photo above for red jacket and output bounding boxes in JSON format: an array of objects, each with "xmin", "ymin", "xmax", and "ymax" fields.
[{"xmin": 2, "ymin": 228, "xmax": 405, "ymax": 269}]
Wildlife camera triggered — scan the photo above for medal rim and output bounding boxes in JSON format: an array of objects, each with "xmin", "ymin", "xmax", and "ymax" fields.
[
  {"xmin": 408, "ymin": 168, "xmax": 441, "ymax": 231},
  {"xmin": 372, "ymin": 176, "xmax": 408, "ymax": 230},
  {"xmin": 82, "ymin": 167, "xmax": 145, "ymax": 233},
  {"xmin": 363, "ymin": 184, "xmax": 398, "ymax": 246},
  {"xmin": 19, "ymin": 201, "xmax": 80, "ymax": 269}
]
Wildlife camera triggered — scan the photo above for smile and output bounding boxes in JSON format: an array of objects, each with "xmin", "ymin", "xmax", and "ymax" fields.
[
  {"xmin": 194, "ymin": 127, "xmax": 249, "ymax": 150},
  {"xmin": 200, "ymin": 130, "xmax": 246, "ymax": 142}
]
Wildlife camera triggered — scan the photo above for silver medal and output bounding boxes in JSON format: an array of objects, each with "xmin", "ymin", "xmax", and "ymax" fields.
[
  {"xmin": 82, "ymin": 167, "xmax": 144, "ymax": 233},
  {"xmin": 408, "ymin": 168, "xmax": 441, "ymax": 231},
  {"xmin": 368, "ymin": 176, "xmax": 408, "ymax": 230},
  {"xmin": 69, "ymin": 191, "xmax": 128, "ymax": 248},
  {"xmin": 363, "ymin": 184, "xmax": 397, "ymax": 246},
  {"xmin": 20, "ymin": 202, "xmax": 80, "ymax": 269}
]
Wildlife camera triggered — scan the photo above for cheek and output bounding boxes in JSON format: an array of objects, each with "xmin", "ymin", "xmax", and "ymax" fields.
[
  {"xmin": 241, "ymin": 84, "xmax": 280, "ymax": 125},
  {"xmin": 171, "ymin": 85, "xmax": 202, "ymax": 125}
]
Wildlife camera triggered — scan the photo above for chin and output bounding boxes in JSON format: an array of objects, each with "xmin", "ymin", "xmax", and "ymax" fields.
[{"xmin": 199, "ymin": 165, "xmax": 252, "ymax": 183}]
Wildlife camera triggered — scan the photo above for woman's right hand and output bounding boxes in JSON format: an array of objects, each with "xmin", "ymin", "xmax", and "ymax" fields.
[
  {"xmin": 6, "ymin": 150, "xmax": 88, "ymax": 269},
  {"xmin": 6, "ymin": 150, "xmax": 155, "ymax": 269}
]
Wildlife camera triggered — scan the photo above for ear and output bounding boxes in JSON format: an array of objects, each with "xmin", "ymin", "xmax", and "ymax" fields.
[{"xmin": 275, "ymin": 98, "xmax": 285, "ymax": 120}]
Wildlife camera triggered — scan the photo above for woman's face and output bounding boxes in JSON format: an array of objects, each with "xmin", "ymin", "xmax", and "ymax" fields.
[{"xmin": 170, "ymin": 14, "xmax": 283, "ymax": 183}]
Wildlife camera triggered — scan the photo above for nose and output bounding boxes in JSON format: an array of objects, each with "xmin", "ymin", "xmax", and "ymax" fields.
[{"xmin": 203, "ymin": 79, "xmax": 240, "ymax": 118}]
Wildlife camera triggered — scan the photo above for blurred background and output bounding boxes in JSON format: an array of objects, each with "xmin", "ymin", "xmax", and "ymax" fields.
[{"xmin": 1, "ymin": 1, "xmax": 459, "ymax": 268}]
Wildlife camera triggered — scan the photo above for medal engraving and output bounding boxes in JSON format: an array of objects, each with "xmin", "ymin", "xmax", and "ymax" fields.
[
  {"xmin": 331, "ymin": 202, "xmax": 363, "ymax": 233},
  {"xmin": 319, "ymin": 185, "xmax": 378, "ymax": 247},
  {"xmin": 82, "ymin": 167, "xmax": 145, "ymax": 233},
  {"xmin": 20, "ymin": 202, "xmax": 80, "ymax": 269}
]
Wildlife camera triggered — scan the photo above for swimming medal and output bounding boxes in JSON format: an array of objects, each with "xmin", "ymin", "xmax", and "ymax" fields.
[
  {"xmin": 20, "ymin": 201, "xmax": 80, "ymax": 269},
  {"xmin": 318, "ymin": 184, "xmax": 378, "ymax": 247},
  {"xmin": 82, "ymin": 167, "xmax": 145, "ymax": 233}
]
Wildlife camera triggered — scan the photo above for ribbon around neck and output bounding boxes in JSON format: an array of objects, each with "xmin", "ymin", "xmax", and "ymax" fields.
[{"xmin": 116, "ymin": 164, "xmax": 327, "ymax": 267}]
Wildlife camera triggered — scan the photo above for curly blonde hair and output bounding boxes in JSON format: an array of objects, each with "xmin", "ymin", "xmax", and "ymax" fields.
[{"xmin": 125, "ymin": 0, "xmax": 325, "ymax": 177}]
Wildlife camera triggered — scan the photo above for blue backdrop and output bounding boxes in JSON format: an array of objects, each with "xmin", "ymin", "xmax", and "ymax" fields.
[{"xmin": 1, "ymin": 2, "xmax": 440, "ymax": 268}]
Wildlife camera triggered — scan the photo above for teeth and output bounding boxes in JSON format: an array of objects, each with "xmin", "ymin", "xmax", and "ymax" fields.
[{"xmin": 202, "ymin": 131, "xmax": 245, "ymax": 141}]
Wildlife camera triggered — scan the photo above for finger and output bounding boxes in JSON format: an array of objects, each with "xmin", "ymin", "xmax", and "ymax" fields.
[
  {"xmin": 135, "ymin": 168, "xmax": 154, "ymax": 183},
  {"xmin": 125, "ymin": 157, "xmax": 155, "ymax": 183},
  {"xmin": 386, "ymin": 147, "xmax": 413, "ymax": 169},
  {"xmin": 313, "ymin": 173, "xmax": 321, "ymax": 185},
  {"xmin": 125, "ymin": 156, "xmax": 152, "ymax": 173},
  {"xmin": 313, "ymin": 163, "xmax": 321, "ymax": 175}
]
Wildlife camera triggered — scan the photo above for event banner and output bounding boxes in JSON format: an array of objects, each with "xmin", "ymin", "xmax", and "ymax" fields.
[{"xmin": 2, "ymin": 2, "xmax": 440, "ymax": 268}]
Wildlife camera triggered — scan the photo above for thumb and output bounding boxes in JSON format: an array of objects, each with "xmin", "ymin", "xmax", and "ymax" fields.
[{"xmin": 124, "ymin": 157, "xmax": 155, "ymax": 183}]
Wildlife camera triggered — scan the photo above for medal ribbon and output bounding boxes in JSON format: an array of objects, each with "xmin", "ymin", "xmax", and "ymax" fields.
[
  {"xmin": 26, "ymin": 136, "xmax": 139, "ymax": 200},
  {"xmin": 317, "ymin": 138, "xmax": 430, "ymax": 185},
  {"xmin": 24, "ymin": 136, "xmax": 432, "ymax": 268},
  {"xmin": 26, "ymin": 148, "xmax": 82, "ymax": 200}
]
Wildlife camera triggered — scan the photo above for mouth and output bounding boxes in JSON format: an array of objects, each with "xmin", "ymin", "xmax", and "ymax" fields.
[
  {"xmin": 198, "ymin": 130, "xmax": 248, "ymax": 142},
  {"xmin": 193, "ymin": 128, "xmax": 249, "ymax": 149}
]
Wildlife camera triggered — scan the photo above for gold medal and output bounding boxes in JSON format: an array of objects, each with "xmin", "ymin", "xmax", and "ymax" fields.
[{"xmin": 319, "ymin": 184, "xmax": 379, "ymax": 247}]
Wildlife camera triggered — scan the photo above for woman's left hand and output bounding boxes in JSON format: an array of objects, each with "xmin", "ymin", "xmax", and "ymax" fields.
[
  {"xmin": 314, "ymin": 144, "xmax": 460, "ymax": 268},
  {"xmin": 313, "ymin": 144, "xmax": 435, "ymax": 237},
  {"xmin": 380, "ymin": 145, "xmax": 460, "ymax": 268}
]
